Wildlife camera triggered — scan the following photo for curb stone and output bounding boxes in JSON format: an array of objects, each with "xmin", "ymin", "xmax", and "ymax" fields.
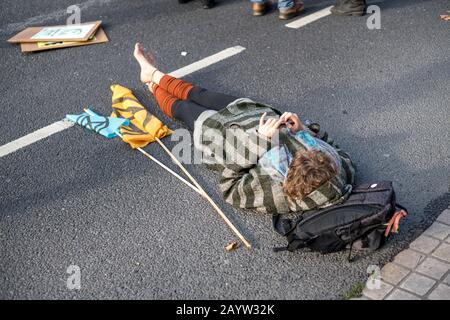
[{"xmin": 355, "ymin": 206, "xmax": 450, "ymax": 300}]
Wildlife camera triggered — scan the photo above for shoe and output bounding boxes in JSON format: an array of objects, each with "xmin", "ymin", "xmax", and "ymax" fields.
[
  {"xmin": 278, "ymin": 0, "xmax": 304, "ymax": 20},
  {"xmin": 252, "ymin": 1, "xmax": 273, "ymax": 16},
  {"xmin": 331, "ymin": 0, "xmax": 366, "ymax": 16},
  {"xmin": 201, "ymin": 0, "xmax": 215, "ymax": 9}
]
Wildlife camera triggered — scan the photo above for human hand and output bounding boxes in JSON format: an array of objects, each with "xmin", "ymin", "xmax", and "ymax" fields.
[
  {"xmin": 258, "ymin": 112, "xmax": 284, "ymax": 139},
  {"xmin": 279, "ymin": 112, "xmax": 304, "ymax": 133}
]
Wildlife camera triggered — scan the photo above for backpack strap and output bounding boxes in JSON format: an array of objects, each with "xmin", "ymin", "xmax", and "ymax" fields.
[
  {"xmin": 395, "ymin": 203, "xmax": 409, "ymax": 213},
  {"xmin": 347, "ymin": 241, "xmax": 355, "ymax": 262},
  {"xmin": 384, "ymin": 209, "xmax": 408, "ymax": 237}
]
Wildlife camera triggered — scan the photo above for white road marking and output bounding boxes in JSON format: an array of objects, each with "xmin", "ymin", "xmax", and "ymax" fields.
[
  {"xmin": 285, "ymin": 6, "xmax": 333, "ymax": 29},
  {"xmin": 0, "ymin": 120, "xmax": 74, "ymax": 158},
  {"xmin": 0, "ymin": 46, "xmax": 246, "ymax": 158},
  {"xmin": 169, "ymin": 46, "xmax": 246, "ymax": 78}
]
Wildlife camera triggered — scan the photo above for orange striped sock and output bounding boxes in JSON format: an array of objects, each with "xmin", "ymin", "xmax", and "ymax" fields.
[
  {"xmin": 153, "ymin": 85, "xmax": 178, "ymax": 118},
  {"xmin": 159, "ymin": 75, "xmax": 194, "ymax": 100}
]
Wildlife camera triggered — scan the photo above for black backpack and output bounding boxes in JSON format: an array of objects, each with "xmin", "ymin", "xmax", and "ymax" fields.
[{"xmin": 273, "ymin": 181, "xmax": 408, "ymax": 261}]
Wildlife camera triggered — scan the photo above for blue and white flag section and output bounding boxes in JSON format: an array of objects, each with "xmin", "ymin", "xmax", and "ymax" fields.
[{"xmin": 66, "ymin": 108, "xmax": 129, "ymax": 139}]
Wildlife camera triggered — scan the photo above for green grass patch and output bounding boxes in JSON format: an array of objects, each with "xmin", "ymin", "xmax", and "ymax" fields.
[{"xmin": 343, "ymin": 282, "xmax": 364, "ymax": 300}]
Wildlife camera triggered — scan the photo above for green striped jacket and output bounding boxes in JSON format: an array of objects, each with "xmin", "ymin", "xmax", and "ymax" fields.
[{"xmin": 193, "ymin": 98, "xmax": 355, "ymax": 214}]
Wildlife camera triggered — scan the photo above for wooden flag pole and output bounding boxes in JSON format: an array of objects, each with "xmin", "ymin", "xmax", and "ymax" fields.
[
  {"xmin": 83, "ymin": 109, "xmax": 251, "ymax": 249},
  {"xmin": 154, "ymin": 137, "xmax": 252, "ymax": 249},
  {"xmin": 114, "ymin": 131, "xmax": 202, "ymax": 196},
  {"xmin": 81, "ymin": 110, "xmax": 201, "ymax": 195}
]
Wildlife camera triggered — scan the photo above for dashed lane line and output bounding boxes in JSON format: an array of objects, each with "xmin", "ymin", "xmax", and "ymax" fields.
[
  {"xmin": 0, "ymin": 120, "xmax": 74, "ymax": 158},
  {"xmin": 285, "ymin": 6, "xmax": 333, "ymax": 29},
  {"xmin": 0, "ymin": 46, "xmax": 246, "ymax": 158},
  {"xmin": 170, "ymin": 46, "xmax": 246, "ymax": 78}
]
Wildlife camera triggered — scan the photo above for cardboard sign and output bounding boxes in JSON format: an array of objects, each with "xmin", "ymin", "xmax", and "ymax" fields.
[
  {"xmin": 8, "ymin": 21, "xmax": 102, "ymax": 43},
  {"xmin": 20, "ymin": 28, "xmax": 108, "ymax": 53}
]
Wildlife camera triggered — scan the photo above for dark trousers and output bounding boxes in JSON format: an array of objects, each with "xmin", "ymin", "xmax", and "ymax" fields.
[{"xmin": 172, "ymin": 86, "xmax": 237, "ymax": 130}]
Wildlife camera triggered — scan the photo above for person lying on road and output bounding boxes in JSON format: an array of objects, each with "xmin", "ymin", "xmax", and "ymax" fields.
[{"xmin": 133, "ymin": 43, "xmax": 355, "ymax": 214}]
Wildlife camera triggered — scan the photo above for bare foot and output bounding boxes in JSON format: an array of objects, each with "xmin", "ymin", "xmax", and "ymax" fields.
[{"xmin": 133, "ymin": 43, "xmax": 157, "ymax": 83}]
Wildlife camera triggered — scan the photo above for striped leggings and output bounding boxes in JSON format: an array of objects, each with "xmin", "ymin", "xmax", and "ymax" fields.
[{"xmin": 152, "ymin": 75, "xmax": 237, "ymax": 130}]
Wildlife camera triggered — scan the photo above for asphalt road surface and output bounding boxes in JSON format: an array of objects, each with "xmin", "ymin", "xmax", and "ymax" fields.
[{"xmin": 1, "ymin": 0, "xmax": 449, "ymax": 299}]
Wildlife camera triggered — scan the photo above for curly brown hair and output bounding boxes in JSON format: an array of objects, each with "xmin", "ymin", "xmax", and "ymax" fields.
[{"xmin": 283, "ymin": 150, "xmax": 338, "ymax": 199}]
